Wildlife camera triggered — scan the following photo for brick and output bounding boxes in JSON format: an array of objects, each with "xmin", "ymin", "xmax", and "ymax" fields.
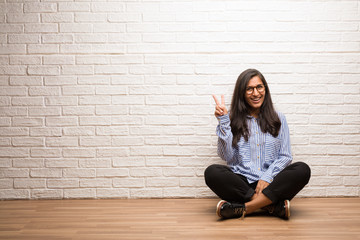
[
  {"xmin": 130, "ymin": 168, "xmax": 162, "ymax": 177},
  {"xmin": 95, "ymin": 86, "xmax": 127, "ymax": 95},
  {"xmin": 30, "ymin": 127, "xmax": 61, "ymax": 137},
  {"xmin": 10, "ymin": 55, "xmax": 41, "ymax": 65},
  {"xmin": 43, "ymin": 56, "xmax": 75, "ymax": 65},
  {"xmin": 25, "ymin": 23, "xmax": 58, "ymax": 33},
  {"xmin": 31, "ymin": 148, "xmax": 61, "ymax": 158},
  {"xmin": 78, "ymin": 76, "xmax": 110, "ymax": 85},
  {"xmin": 108, "ymin": 13, "xmax": 141, "ymax": 22},
  {"xmin": 80, "ymin": 178, "xmax": 112, "ymax": 188},
  {"xmin": 0, "ymin": 148, "xmax": 28, "ymax": 157},
  {"xmin": 79, "ymin": 96, "xmax": 111, "ymax": 105},
  {"xmin": 12, "ymin": 97, "xmax": 43, "ymax": 106},
  {"xmin": 42, "ymin": 34, "xmax": 73, "ymax": 43},
  {"xmin": 0, "ymin": 3, "xmax": 23, "ymax": 13},
  {"xmin": 0, "ymin": 169, "xmax": 29, "ymax": 178},
  {"xmin": 0, "ymin": 66, "xmax": 27, "ymax": 75},
  {"xmin": 45, "ymin": 96, "xmax": 77, "ymax": 106},
  {"xmin": 46, "ymin": 117, "xmax": 77, "ymax": 127},
  {"xmin": 62, "ymin": 86, "xmax": 95, "ymax": 96},
  {"xmin": 46, "ymin": 137, "xmax": 78, "ymax": 147},
  {"xmin": 146, "ymin": 157, "xmax": 178, "ymax": 167},
  {"xmin": 14, "ymin": 179, "xmax": 46, "ymax": 189},
  {"xmin": 13, "ymin": 159, "xmax": 44, "ymax": 168},
  {"xmin": 31, "ymin": 190, "xmax": 62, "ymax": 199},
  {"xmin": 61, "ymin": 66, "xmax": 94, "ymax": 75},
  {"xmin": 0, "ymin": 117, "xmax": 11, "ymax": 126},
  {"xmin": 63, "ymin": 169, "xmax": 95, "ymax": 178},
  {"xmin": 60, "ymin": 23, "xmax": 92, "ymax": 33},
  {"xmin": 145, "ymin": 116, "xmax": 178, "ymax": 125},
  {"xmin": 146, "ymin": 177, "xmax": 178, "ymax": 187},
  {"xmin": 76, "ymin": 55, "xmax": 109, "ymax": 64},
  {"xmin": 62, "ymin": 106, "xmax": 95, "ymax": 116},
  {"xmin": 328, "ymin": 167, "xmax": 359, "ymax": 176},
  {"xmin": 0, "ymin": 179, "xmax": 13, "ymax": 189},
  {"xmin": 29, "ymin": 87, "xmax": 60, "ymax": 96},
  {"xmin": 96, "ymin": 148, "xmax": 129, "ymax": 158},
  {"xmin": 0, "ymin": 138, "xmax": 11, "ymax": 147},
  {"xmin": 75, "ymin": 34, "xmax": 107, "ymax": 43},
  {"xmin": 60, "ymin": 44, "xmax": 92, "ymax": 54},
  {"xmin": 112, "ymin": 157, "xmax": 145, "ymax": 167},
  {"xmin": 64, "ymin": 189, "xmax": 96, "ymax": 199},
  {"xmin": 79, "ymin": 159, "xmax": 111, "ymax": 168},
  {"xmin": 94, "ymin": 65, "xmax": 127, "ymax": 74},
  {"xmin": 79, "ymin": 116, "xmax": 111, "ymax": 126},
  {"xmin": 0, "ymin": 24, "xmax": 23, "ymax": 33},
  {"xmin": 63, "ymin": 127, "xmax": 95, "ymax": 136},
  {"xmin": 12, "ymin": 137, "xmax": 44, "ymax": 147},
  {"xmin": 96, "ymin": 126, "xmax": 128, "ymax": 136},
  {"xmin": 28, "ymin": 107, "xmax": 61, "ymax": 116},
  {"xmin": 326, "ymin": 187, "xmax": 358, "ymax": 197},
  {"xmin": 112, "ymin": 96, "xmax": 144, "ymax": 105},
  {"xmin": 96, "ymin": 169, "xmax": 129, "ymax": 177},
  {"xmin": 96, "ymin": 189, "xmax": 129, "ymax": 198},
  {"xmin": 0, "ymin": 190, "xmax": 29, "ymax": 199},
  {"xmin": 0, "ymin": 127, "xmax": 28, "ymax": 136},
  {"xmin": 80, "ymin": 137, "xmax": 111, "ymax": 147},
  {"xmin": 163, "ymin": 167, "xmax": 195, "ymax": 177},
  {"xmin": 47, "ymin": 179, "xmax": 79, "ymax": 188},
  {"xmin": 24, "ymin": 3, "xmax": 57, "ymax": 13},
  {"xmin": 28, "ymin": 66, "xmax": 60, "ymax": 75},
  {"xmin": 45, "ymin": 76, "xmax": 77, "ymax": 86},
  {"xmin": 95, "ymin": 106, "xmax": 128, "ymax": 115},
  {"xmin": 112, "ymin": 116, "xmax": 143, "ymax": 125},
  {"xmin": 75, "ymin": 13, "xmax": 107, "ymax": 22},
  {"xmin": 8, "ymin": 34, "xmax": 40, "ymax": 44},
  {"xmin": 130, "ymin": 188, "xmax": 162, "ymax": 198},
  {"xmin": 130, "ymin": 146, "xmax": 163, "ymax": 156},
  {"xmin": 41, "ymin": 13, "xmax": 73, "ymax": 23},
  {"xmin": 58, "ymin": 2, "xmax": 90, "ymax": 12},
  {"xmin": 92, "ymin": 2, "xmax": 124, "ymax": 12},
  {"xmin": 113, "ymin": 178, "xmax": 144, "ymax": 188},
  {"xmin": 63, "ymin": 148, "xmax": 95, "ymax": 158}
]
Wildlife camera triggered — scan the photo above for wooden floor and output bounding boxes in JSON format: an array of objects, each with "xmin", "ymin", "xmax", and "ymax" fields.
[{"xmin": 0, "ymin": 198, "xmax": 359, "ymax": 240}]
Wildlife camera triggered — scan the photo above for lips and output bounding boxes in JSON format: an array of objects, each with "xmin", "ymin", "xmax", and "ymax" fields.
[{"xmin": 250, "ymin": 97, "xmax": 262, "ymax": 104}]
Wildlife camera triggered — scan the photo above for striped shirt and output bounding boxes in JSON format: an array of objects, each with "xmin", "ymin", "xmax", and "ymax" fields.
[{"xmin": 216, "ymin": 112, "xmax": 292, "ymax": 184}]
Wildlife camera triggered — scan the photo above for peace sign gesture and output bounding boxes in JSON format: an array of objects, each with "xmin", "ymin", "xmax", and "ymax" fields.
[{"xmin": 212, "ymin": 94, "xmax": 228, "ymax": 118}]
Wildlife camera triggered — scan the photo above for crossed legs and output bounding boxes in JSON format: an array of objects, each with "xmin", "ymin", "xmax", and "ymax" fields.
[{"xmin": 204, "ymin": 162, "xmax": 311, "ymax": 215}]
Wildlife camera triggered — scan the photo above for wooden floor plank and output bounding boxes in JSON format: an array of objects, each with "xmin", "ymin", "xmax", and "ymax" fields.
[{"xmin": 0, "ymin": 198, "xmax": 359, "ymax": 240}]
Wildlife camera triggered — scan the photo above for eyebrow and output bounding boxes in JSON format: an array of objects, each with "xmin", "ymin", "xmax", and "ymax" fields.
[{"xmin": 247, "ymin": 84, "xmax": 263, "ymax": 88}]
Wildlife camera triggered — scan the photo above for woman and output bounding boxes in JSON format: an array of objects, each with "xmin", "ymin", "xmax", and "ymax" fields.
[{"xmin": 205, "ymin": 69, "xmax": 311, "ymax": 220}]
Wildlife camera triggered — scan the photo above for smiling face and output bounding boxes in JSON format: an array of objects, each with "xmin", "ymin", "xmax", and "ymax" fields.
[{"xmin": 244, "ymin": 75, "xmax": 266, "ymax": 117}]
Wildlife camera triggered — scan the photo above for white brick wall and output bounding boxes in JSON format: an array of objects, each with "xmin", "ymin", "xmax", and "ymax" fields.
[{"xmin": 0, "ymin": 0, "xmax": 359, "ymax": 199}]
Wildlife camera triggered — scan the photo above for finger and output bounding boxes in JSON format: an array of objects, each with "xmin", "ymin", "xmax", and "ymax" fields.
[
  {"xmin": 215, "ymin": 105, "xmax": 224, "ymax": 112},
  {"xmin": 221, "ymin": 95, "xmax": 225, "ymax": 106},
  {"xmin": 212, "ymin": 95, "xmax": 220, "ymax": 106},
  {"xmin": 215, "ymin": 110, "xmax": 223, "ymax": 116}
]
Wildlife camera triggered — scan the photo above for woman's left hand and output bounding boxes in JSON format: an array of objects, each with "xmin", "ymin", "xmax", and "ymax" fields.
[{"xmin": 255, "ymin": 180, "xmax": 270, "ymax": 196}]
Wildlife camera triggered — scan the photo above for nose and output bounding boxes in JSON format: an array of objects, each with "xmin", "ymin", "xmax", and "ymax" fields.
[{"xmin": 252, "ymin": 88, "xmax": 261, "ymax": 96}]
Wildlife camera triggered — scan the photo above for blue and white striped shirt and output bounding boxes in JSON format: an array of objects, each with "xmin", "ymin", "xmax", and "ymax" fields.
[{"xmin": 216, "ymin": 112, "xmax": 292, "ymax": 184}]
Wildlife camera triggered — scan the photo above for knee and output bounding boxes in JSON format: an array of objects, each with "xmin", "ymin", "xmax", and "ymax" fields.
[
  {"xmin": 204, "ymin": 164, "xmax": 223, "ymax": 187},
  {"xmin": 294, "ymin": 162, "xmax": 311, "ymax": 184}
]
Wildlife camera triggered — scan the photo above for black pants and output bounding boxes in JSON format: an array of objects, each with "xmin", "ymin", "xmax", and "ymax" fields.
[{"xmin": 204, "ymin": 162, "xmax": 311, "ymax": 204}]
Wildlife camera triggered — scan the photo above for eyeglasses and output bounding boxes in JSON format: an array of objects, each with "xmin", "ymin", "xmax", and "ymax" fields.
[{"xmin": 246, "ymin": 84, "xmax": 266, "ymax": 95}]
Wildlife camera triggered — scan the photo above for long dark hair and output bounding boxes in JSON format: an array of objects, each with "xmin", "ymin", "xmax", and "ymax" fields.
[{"xmin": 230, "ymin": 69, "xmax": 281, "ymax": 146}]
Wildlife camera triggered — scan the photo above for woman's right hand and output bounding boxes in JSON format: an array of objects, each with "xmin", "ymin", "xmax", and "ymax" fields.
[{"xmin": 212, "ymin": 94, "xmax": 228, "ymax": 118}]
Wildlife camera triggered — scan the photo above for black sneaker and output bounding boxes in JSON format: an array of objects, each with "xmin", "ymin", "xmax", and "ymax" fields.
[
  {"xmin": 216, "ymin": 200, "xmax": 246, "ymax": 219},
  {"xmin": 264, "ymin": 200, "xmax": 290, "ymax": 220}
]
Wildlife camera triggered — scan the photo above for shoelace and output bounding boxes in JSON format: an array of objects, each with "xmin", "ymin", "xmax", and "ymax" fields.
[{"xmin": 234, "ymin": 207, "xmax": 246, "ymax": 220}]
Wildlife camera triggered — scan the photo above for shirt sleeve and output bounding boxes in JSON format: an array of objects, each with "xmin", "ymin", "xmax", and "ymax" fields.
[
  {"xmin": 216, "ymin": 114, "xmax": 238, "ymax": 165},
  {"xmin": 260, "ymin": 113, "xmax": 292, "ymax": 183}
]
